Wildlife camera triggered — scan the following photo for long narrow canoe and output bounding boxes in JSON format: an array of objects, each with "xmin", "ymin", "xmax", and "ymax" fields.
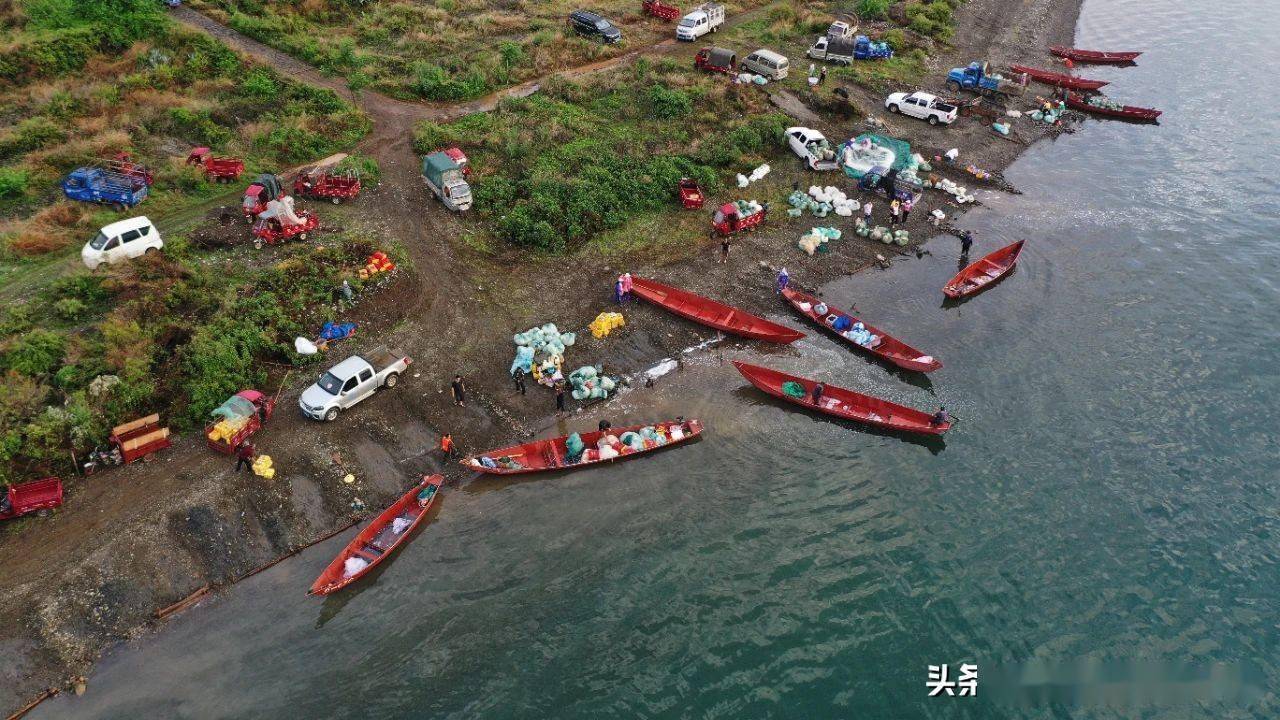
[
  {"xmin": 780, "ymin": 287, "xmax": 941, "ymax": 373},
  {"xmin": 733, "ymin": 361, "xmax": 950, "ymax": 435},
  {"xmin": 1009, "ymin": 64, "xmax": 1109, "ymax": 91},
  {"xmin": 1065, "ymin": 92, "xmax": 1162, "ymax": 122},
  {"xmin": 1049, "ymin": 46, "xmax": 1141, "ymax": 64},
  {"xmin": 943, "ymin": 240, "xmax": 1025, "ymax": 299},
  {"xmin": 631, "ymin": 277, "xmax": 804, "ymax": 343},
  {"xmin": 464, "ymin": 419, "xmax": 703, "ymax": 475},
  {"xmin": 309, "ymin": 475, "xmax": 444, "ymax": 596}
]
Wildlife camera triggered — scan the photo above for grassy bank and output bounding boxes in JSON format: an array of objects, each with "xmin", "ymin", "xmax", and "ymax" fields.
[
  {"xmin": 414, "ymin": 58, "xmax": 789, "ymax": 253},
  {"xmin": 186, "ymin": 0, "xmax": 778, "ymax": 101},
  {"xmin": 0, "ymin": 0, "xmax": 378, "ymax": 482}
]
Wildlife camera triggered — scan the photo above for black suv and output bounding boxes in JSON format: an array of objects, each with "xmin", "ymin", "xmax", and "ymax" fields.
[{"xmin": 568, "ymin": 10, "xmax": 622, "ymax": 43}]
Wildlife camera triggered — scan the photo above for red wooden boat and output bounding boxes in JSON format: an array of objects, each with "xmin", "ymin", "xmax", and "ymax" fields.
[
  {"xmin": 1009, "ymin": 64, "xmax": 1108, "ymax": 91},
  {"xmin": 943, "ymin": 240, "xmax": 1025, "ymax": 299},
  {"xmin": 780, "ymin": 287, "xmax": 941, "ymax": 373},
  {"xmin": 1064, "ymin": 92, "xmax": 1161, "ymax": 122},
  {"xmin": 630, "ymin": 277, "xmax": 804, "ymax": 343},
  {"xmin": 309, "ymin": 475, "xmax": 444, "ymax": 596},
  {"xmin": 1049, "ymin": 46, "xmax": 1141, "ymax": 64},
  {"xmin": 464, "ymin": 419, "xmax": 703, "ymax": 475},
  {"xmin": 733, "ymin": 361, "xmax": 950, "ymax": 435}
]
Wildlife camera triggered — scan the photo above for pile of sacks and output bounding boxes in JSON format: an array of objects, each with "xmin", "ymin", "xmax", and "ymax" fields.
[
  {"xmin": 359, "ymin": 251, "xmax": 395, "ymax": 280},
  {"xmin": 839, "ymin": 320, "xmax": 878, "ymax": 347},
  {"xmin": 1085, "ymin": 95, "xmax": 1125, "ymax": 111},
  {"xmin": 207, "ymin": 415, "xmax": 249, "ymax": 443},
  {"xmin": 472, "ymin": 455, "xmax": 524, "ymax": 470},
  {"xmin": 567, "ymin": 423, "xmax": 689, "ymax": 463},
  {"xmin": 510, "ymin": 322, "xmax": 577, "ymax": 375},
  {"xmin": 252, "ymin": 454, "xmax": 275, "ymax": 479},
  {"xmin": 736, "ymin": 164, "xmax": 771, "ymax": 188},
  {"xmin": 854, "ymin": 218, "xmax": 910, "ymax": 246},
  {"xmin": 925, "ymin": 176, "xmax": 976, "ymax": 204},
  {"xmin": 589, "ymin": 312, "xmax": 625, "ymax": 338},
  {"xmin": 735, "ymin": 72, "xmax": 769, "ymax": 85},
  {"xmin": 568, "ymin": 365, "xmax": 616, "ymax": 401},
  {"xmin": 798, "ymin": 226, "xmax": 842, "ymax": 255},
  {"xmin": 343, "ymin": 556, "xmax": 369, "ymax": 578},
  {"xmin": 731, "ymin": 199, "xmax": 764, "ymax": 218},
  {"xmin": 907, "ymin": 152, "xmax": 933, "ymax": 173},
  {"xmin": 787, "ymin": 186, "xmax": 858, "ymax": 218}
]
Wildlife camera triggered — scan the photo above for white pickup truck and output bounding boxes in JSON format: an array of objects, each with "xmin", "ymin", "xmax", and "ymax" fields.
[
  {"xmin": 676, "ymin": 3, "xmax": 724, "ymax": 41},
  {"xmin": 299, "ymin": 347, "xmax": 412, "ymax": 422},
  {"xmin": 785, "ymin": 127, "xmax": 839, "ymax": 171},
  {"xmin": 884, "ymin": 91, "xmax": 958, "ymax": 126}
]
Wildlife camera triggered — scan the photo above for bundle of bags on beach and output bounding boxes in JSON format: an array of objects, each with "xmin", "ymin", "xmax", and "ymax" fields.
[
  {"xmin": 511, "ymin": 322, "xmax": 576, "ymax": 375},
  {"xmin": 252, "ymin": 454, "xmax": 275, "ymax": 479},
  {"xmin": 735, "ymin": 164, "xmax": 771, "ymax": 188},
  {"xmin": 568, "ymin": 364, "xmax": 617, "ymax": 401},
  {"xmin": 798, "ymin": 227, "xmax": 842, "ymax": 255},
  {"xmin": 589, "ymin": 312, "xmax": 625, "ymax": 339}
]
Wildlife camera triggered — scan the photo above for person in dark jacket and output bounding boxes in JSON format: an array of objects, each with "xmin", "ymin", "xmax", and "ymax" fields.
[
  {"xmin": 235, "ymin": 443, "xmax": 256, "ymax": 472},
  {"xmin": 811, "ymin": 383, "xmax": 825, "ymax": 406},
  {"xmin": 555, "ymin": 384, "xmax": 566, "ymax": 413},
  {"xmin": 512, "ymin": 368, "xmax": 527, "ymax": 395},
  {"xmin": 451, "ymin": 375, "xmax": 466, "ymax": 406}
]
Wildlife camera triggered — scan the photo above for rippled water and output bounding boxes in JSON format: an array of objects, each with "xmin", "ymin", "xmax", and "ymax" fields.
[{"xmin": 37, "ymin": 0, "xmax": 1280, "ymax": 717}]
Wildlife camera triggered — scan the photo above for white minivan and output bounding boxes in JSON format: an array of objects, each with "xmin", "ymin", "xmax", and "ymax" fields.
[
  {"xmin": 740, "ymin": 48, "xmax": 789, "ymax": 80},
  {"xmin": 82, "ymin": 216, "xmax": 163, "ymax": 270}
]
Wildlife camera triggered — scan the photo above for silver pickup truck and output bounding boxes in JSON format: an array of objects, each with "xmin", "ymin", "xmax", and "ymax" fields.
[{"xmin": 299, "ymin": 347, "xmax": 412, "ymax": 421}]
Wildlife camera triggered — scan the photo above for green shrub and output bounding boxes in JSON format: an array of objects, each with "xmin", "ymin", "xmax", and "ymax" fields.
[
  {"xmin": 857, "ymin": 0, "xmax": 892, "ymax": 20},
  {"xmin": 0, "ymin": 167, "xmax": 29, "ymax": 198},
  {"xmin": 881, "ymin": 28, "xmax": 908, "ymax": 51},
  {"xmin": 0, "ymin": 117, "xmax": 68, "ymax": 162},
  {"xmin": 410, "ymin": 61, "xmax": 488, "ymax": 101},
  {"xmin": 647, "ymin": 85, "xmax": 692, "ymax": 120},
  {"xmin": 4, "ymin": 330, "xmax": 66, "ymax": 377},
  {"xmin": 335, "ymin": 153, "xmax": 380, "ymax": 185},
  {"xmin": 54, "ymin": 298, "xmax": 88, "ymax": 321},
  {"xmin": 165, "ymin": 107, "xmax": 233, "ymax": 148},
  {"xmin": 241, "ymin": 68, "xmax": 280, "ymax": 100}
]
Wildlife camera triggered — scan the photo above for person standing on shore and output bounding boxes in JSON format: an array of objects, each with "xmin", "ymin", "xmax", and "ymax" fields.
[
  {"xmin": 555, "ymin": 383, "xmax": 567, "ymax": 414},
  {"xmin": 818, "ymin": 66, "xmax": 827, "ymax": 85},
  {"xmin": 512, "ymin": 367, "xmax": 526, "ymax": 395},
  {"xmin": 614, "ymin": 276, "xmax": 625, "ymax": 305},
  {"xmin": 960, "ymin": 231, "xmax": 974, "ymax": 257},
  {"xmin": 776, "ymin": 267, "xmax": 790, "ymax": 293},
  {"xmin": 889, "ymin": 199, "xmax": 901, "ymax": 225},
  {"xmin": 901, "ymin": 197, "xmax": 914, "ymax": 223},
  {"xmin": 235, "ymin": 442, "xmax": 256, "ymax": 473},
  {"xmin": 451, "ymin": 375, "xmax": 466, "ymax": 407},
  {"xmin": 440, "ymin": 433, "xmax": 459, "ymax": 460},
  {"xmin": 720, "ymin": 237, "xmax": 731, "ymax": 263},
  {"xmin": 862, "ymin": 201, "xmax": 873, "ymax": 224},
  {"xmin": 621, "ymin": 272, "xmax": 633, "ymax": 302}
]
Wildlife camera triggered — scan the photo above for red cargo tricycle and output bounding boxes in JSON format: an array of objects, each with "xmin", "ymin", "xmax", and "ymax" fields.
[
  {"xmin": 677, "ymin": 178, "xmax": 705, "ymax": 209},
  {"xmin": 694, "ymin": 47, "xmax": 737, "ymax": 75},
  {"xmin": 253, "ymin": 211, "xmax": 318, "ymax": 248},
  {"xmin": 106, "ymin": 152, "xmax": 154, "ymax": 187},
  {"xmin": 0, "ymin": 477, "xmax": 64, "ymax": 521},
  {"xmin": 294, "ymin": 169, "xmax": 361, "ymax": 204},
  {"xmin": 187, "ymin": 147, "xmax": 245, "ymax": 182},
  {"xmin": 242, "ymin": 173, "xmax": 285, "ymax": 221},
  {"xmin": 712, "ymin": 202, "xmax": 767, "ymax": 236},
  {"xmin": 205, "ymin": 389, "xmax": 276, "ymax": 454},
  {"xmin": 642, "ymin": 0, "xmax": 681, "ymax": 20}
]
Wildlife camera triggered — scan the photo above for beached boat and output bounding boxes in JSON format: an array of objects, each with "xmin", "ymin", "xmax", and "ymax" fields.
[
  {"xmin": 464, "ymin": 419, "xmax": 703, "ymax": 475},
  {"xmin": 1064, "ymin": 92, "xmax": 1162, "ymax": 122},
  {"xmin": 943, "ymin": 240, "xmax": 1025, "ymax": 299},
  {"xmin": 1009, "ymin": 64, "xmax": 1109, "ymax": 91},
  {"xmin": 780, "ymin": 287, "xmax": 941, "ymax": 373},
  {"xmin": 309, "ymin": 475, "xmax": 444, "ymax": 596},
  {"xmin": 630, "ymin": 277, "xmax": 804, "ymax": 343},
  {"xmin": 733, "ymin": 361, "xmax": 950, "ymax": 435},
  {"xmin": 1049, "ymin": 46, "xmax": 1142, "ymax": 64}
]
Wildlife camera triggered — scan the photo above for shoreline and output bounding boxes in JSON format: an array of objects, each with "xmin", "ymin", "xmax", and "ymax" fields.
[{"xmin": 0, "ymin": 0, "xmax": 1086, "ymax": 713}]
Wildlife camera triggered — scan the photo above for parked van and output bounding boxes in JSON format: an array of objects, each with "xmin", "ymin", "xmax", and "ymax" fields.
[
  {"xmin": 740, "ymin": 48, "xmax": 789, "ymax": 80},
  {"xmin": 568, "ymin": 10, "xmax": 622, "ymax": 43},
  {"xmin": 82, "ymin": 216, "xmax": 163, "ymax": 270}
]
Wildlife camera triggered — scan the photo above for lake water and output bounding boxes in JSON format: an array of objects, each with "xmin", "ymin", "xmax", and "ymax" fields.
[{"xmin": 36, "ymin": 0, "xmax": 1280, "ymax": 717}]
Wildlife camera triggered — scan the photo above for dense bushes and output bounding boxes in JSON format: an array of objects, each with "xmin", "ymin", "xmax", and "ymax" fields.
[
  {"xmin": 415, "ymin": 66, "xmax": 785, "ymax": 252},
  {"xmin": 904, "ymin": 0, "xmax": 957, "ymax": 40},
  {"xmin": 857, "ymin": 0, "xmax": 892, "ymax": 20}
]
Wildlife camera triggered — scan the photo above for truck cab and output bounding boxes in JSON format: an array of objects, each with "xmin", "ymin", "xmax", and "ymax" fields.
[
  {"xmin": 806, "ymin": 36, "xmax": 855, "ymax": 65},
  {"xmin": 676, "ymin": 3, "xmax": 723, "ymax": 41},
  {"xmin": 947, "ymin": 61, "xmax": 1025, "ymax": 96},
  {"xmin": 884, "ymin": 91, "xmax": 958, "ymax": 125}
]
